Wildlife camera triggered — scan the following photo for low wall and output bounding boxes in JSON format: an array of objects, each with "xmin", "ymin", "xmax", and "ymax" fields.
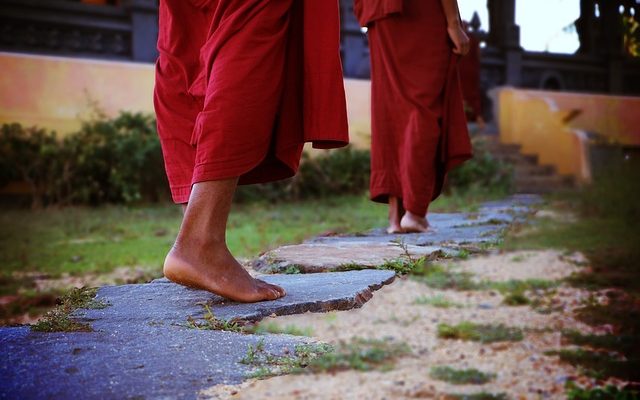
[
  {"xmin": 0, "ymin": 52, "xmax": 155, "ymax": 135},
  {"xmin": 0, "ymin": 52, "xmax": 373, "ymax": 149},
  {"xmin": 492, "ymin": 87, "xmax": 640, "ymax": 182}
]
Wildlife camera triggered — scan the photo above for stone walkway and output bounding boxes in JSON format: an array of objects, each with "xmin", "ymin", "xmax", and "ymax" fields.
[{"xmin": 0, "ymin": 195, "xmax": 539, "ymax": 400}]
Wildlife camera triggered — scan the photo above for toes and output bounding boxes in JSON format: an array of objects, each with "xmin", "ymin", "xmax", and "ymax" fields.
[
  {"xmin": 265, "ymin": 287, "xmax": 280, "ymax": 300},
  {"xmin": 255, "ymin": 280, "xmax": 286, "ymax": 300}
]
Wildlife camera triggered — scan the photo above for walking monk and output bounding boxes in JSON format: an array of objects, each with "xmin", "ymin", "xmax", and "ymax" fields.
[
  {"xmin": 354, "ymin": 0, "xmax": 473, "ymax": 233},
  {"xmin": 154, "ymin": 0, "xmax": 349, "ymax": 302}
]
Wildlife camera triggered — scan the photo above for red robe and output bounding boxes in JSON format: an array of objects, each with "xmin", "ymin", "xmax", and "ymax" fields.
[
  {"xmin": 154, "ymin": 0, "xmax": 349, "ymax": 204},
  {"xmin": 459, "ymin": 30, "xmax": 482, "ymax": 121},
  {"xmin": 355, "ymin": 0, "xmax": 472, "ymax": 216}
]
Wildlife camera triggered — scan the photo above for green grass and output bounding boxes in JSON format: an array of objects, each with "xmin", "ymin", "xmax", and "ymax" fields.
[
  {"xmin": 501, "ymin": 162, "xmax": 640, "ymax": 386},
  {"xmin": 430, "ymin": 366, "xmax": 495, "ymax": 385},
  {"xmin": 185, "ymin": 305, "xmax": 244, "ymax": 333},
  {"xmin": 414, "ymin": 294, "xmax": 463, "ymax": 308},
  {"xmin": 502, "ymin": 292, "xmax": 531, "ymax": 306},
  {"xmin": 241, "ymin": 338, "xmax": 411, "ymax": 379},
  {"xmin": 437, "ymin": 322, "xmax": 524, "ymax": 343},
  {"xmin": 31, "ymin": 287, "xmax": 108, "ymax": 332},
  {"xmin": 411, "ymin": 263, "xmax": 481, "ymax": 291},
  {"xmin": 0, "ymin": 196, "xmax": 385, "ymax": 280},
  {"xmin": 444, "ymin": 393, "xmax": 508, "ymax": 400},
  {"xmin": 545, "ymin": 349, "xmax": 640, "ymax": 381},
  {"xmin": 246, "ymin": 321, "xmax": 313, "ymax": 337},
  {"xmin": 0, "ymin": 190, "xmax": 505, "ymax": 324},
  {"xmin": 565, "ymin": 381, "xmax": 640, "ymax": 400},
  {"xmin": 0, "ymin": 190, "xmax": 504, "ymax": 281}
]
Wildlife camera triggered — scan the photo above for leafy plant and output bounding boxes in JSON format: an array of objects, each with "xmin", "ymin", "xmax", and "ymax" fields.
[{"xmin": 446, "ymin": 136, "xmax": 513, "ymax": 195}]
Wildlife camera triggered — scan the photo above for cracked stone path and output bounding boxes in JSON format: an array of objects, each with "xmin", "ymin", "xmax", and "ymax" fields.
[{"xmin": 0, "ymin": 195, "xmax": 538, "ymax": 400}]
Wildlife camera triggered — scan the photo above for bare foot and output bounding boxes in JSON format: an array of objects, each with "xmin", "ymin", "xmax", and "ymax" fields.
[
  {"xmin": 387, "ymin": 196, "xmax": 405, "ymax": 234},
  {"xmin": 400, "ymin": 212, "xmax": 430, "ymax": 233},
  {"xmin": 164, "ymin": 242, "xmax": 286, "ymax": 303}
]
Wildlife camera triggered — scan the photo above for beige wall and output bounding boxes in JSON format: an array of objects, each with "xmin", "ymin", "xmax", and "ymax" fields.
[
  {"xmin": 0, "ymin": 52, "xmax": 373, "ymax": 148},
  {"xmin": 0, "ymin": 52, "xmax": 156, "ymax": 135}
]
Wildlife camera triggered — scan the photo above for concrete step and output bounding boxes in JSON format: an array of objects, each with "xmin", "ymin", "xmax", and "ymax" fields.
[
  {"xmin": 514, "ymin": 164, "xmax": 556, "ymax": 178},
  {"xmin": 514, "ymin": 175, "xmax": 574, "ymax": 194},
  {"xmin": 493, "ymin": 152, "xmax": 539, "ymax": 165},
  {"xmin": 484, "ymin": 143, "xmax": 522, "ymax": 154}
]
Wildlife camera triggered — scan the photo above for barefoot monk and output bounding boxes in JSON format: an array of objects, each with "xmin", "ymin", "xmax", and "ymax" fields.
[
  {"xmin": 354, "ymin": 0, "xmax": 473, "ymax": 233},
  {"xmin": 154, "ymin": 0, "xmax": 349, "ymax": 302}
]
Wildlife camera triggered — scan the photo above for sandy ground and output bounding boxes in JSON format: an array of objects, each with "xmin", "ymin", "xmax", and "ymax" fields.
[{"xmin": 201, "ymin": 250, "xmax": 613, "ymax": 400}]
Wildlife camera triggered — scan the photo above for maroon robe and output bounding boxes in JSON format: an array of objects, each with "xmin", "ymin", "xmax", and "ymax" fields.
[
  {"xmin": 154, "ymin": 0, "xmax": 349, "ymax": 204},
  {"xmin": 355, "ymin": 0, "xmax": 472, "ymax": 215}
]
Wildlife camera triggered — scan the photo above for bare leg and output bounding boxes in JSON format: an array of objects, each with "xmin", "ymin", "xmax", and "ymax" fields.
[
  {"xmin": 401, "ymin": 211, "xmax": 430, "ymax": 233},
  {"xmin": 387, "ymin": 196, "xmax": 404, "ymax": 234},
  {"xmin": 164, "ymin": 179, "xmax": 286, "ymax": 302}
]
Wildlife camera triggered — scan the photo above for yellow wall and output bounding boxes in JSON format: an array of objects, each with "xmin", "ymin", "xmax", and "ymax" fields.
[
  {"xmin": 0, "ymin": 52, "xmax": 373, "ymax": 150},
  {"xmin": 493, "ymin": 87, "xmax": 640, "ymax": 183},
  {"xmin": 0, "ymin": 52, "xmax": 155, "ymax": 135}
]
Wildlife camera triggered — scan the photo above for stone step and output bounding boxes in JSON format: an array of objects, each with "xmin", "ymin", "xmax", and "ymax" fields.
[
  {"xmin": 514, "ymin": 164, "xmax": 556, "ymax": 178},
  {"xmin": 484, "ymin": 143, "xmax": 522, "ymax": 154},
  {"xmin": 493, "ymin": 152, "xmax": 539, "ymax": 166},
  {"xmin": 514, "ymin": 175, "xmax": 574, "ymax": 194}
]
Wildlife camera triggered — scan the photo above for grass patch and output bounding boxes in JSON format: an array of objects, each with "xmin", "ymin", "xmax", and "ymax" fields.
[
  {"xmin": 562, "ymin": 330, "xmax": 638, "ymax": 355},
  {"xmin": 31, "ymin": 287, "xmax": 108, "ymax": 332},
  {"xmin": 502, "ymin": 161, "xmax": 640, "ymax": 293},
  {"xmin": 565, "ymin": 381, "xmax": 640, "ymax": 400},
  {"xmin": 502, "ymin": 292, "xmax": 530, "ymax": 306},
  {"xmin": 545, "ymin": 349, "xmax": 639, "ymax": 381},
  {"xmin": 241, "ymin": 338, "xmax": 411, "ymax": 378},
  {"xmin": 438, "ymin": 322, "xmax": 524, "ymax": 343},
  {"xmin": 281, "ymin": 265, "xmax": 302, "ymax": 274},
  {"xmin": 430, "ymin": 366, "xmax": 495, "ymax": 385},
  {"xmin": 246, "ymin": 321, "xmax": 313, "ymax": 337},
  {"xmin": 414, "ymin": 294, "xmax": 463, "ymax": 308},
  {"xmin": 0, "ymin": 190, "xmax": 504, "ymax": 280},
  {"xmin": 185, "ymin": 305, "xmax": 244, "ymax": 333},
  {"xmin": 488, "ymin": 279, "xmax": 558, "ymax": 293},
  {"xmin": 444, "ymin": 393, "xmax": 508, "ymax": 400},
  {"xmin": 411, "ymin": 263, "xmax": 481, "ymax": 291},
  {"xmin": 376, "ymin": 239, "xmax": 428, "ymax": 275},
  {"xmin": 553, "ymin": 329, "xmax": 640, "ymax": 382},
  {"xmin": 484, "ymin": 279, "xmax": 558, "ymax": 307},
  {"xmin": 378, "ymin": 257, "xmax": 426, "ymax": 275}
]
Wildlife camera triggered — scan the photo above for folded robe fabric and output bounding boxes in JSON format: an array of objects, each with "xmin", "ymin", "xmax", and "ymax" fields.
[
  {"xmin": 353, "ymin": 0, "xmax": 403, "ymax": 26},
  {"xmin": 154, "ymin": 0, "xmax": 349, "ymax": 203},
  {"xmin": 355, "ymin": 0, "xmax": 472, "ymax": 216}
]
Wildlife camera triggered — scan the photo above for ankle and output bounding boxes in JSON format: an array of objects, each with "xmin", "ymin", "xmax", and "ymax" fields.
[{"xmin": 173, "ymin": 236, "xmax": 227, "ymax": 254}]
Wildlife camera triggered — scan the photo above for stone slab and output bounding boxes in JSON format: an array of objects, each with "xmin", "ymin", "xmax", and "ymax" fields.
[
  {"xmin": 77, "ymin": 270, "xmax": 396, "ymax": 329},
  {"xmin": 0, "ymin": 270, "xmax": 395, "ymax": 399},
  {"xmin": 0, "ymin": 325, "xmax": 303, "ymax": 400},
  {"xmin": 252, "ymin": 242, "xmax": 449, "ymax": 273},
  {"xmin": 254, "ymin": 195, "xmax": 540, "ymax": 274}
]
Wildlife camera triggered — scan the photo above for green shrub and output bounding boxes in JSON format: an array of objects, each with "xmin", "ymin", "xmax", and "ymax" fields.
[
  {"xmin": 2, "ymin": 116, "xmax": 513, "ymax": 207},
  {"xmin": 234, "ymin": 147, "xmax": 371, "ymax": 203},
  {"xmin": 0, "ymin": 124, "xmax": 67, "ymax": 208},
  {"xmin": 447, "ymin": 136, "xmax": 513, "ymax": 194},
  {"xmin": 1, "ymin": 114, "xmax": 168, "ymax": 207},
  {"xmin": 64, "ymin": 112, "xmax": 168, "ymax": 204}
]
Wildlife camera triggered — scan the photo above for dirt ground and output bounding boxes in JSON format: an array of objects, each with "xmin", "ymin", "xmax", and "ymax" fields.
[{"xmin": 201, "ymin": 250, "xmax": 622, "ymax": 400}]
